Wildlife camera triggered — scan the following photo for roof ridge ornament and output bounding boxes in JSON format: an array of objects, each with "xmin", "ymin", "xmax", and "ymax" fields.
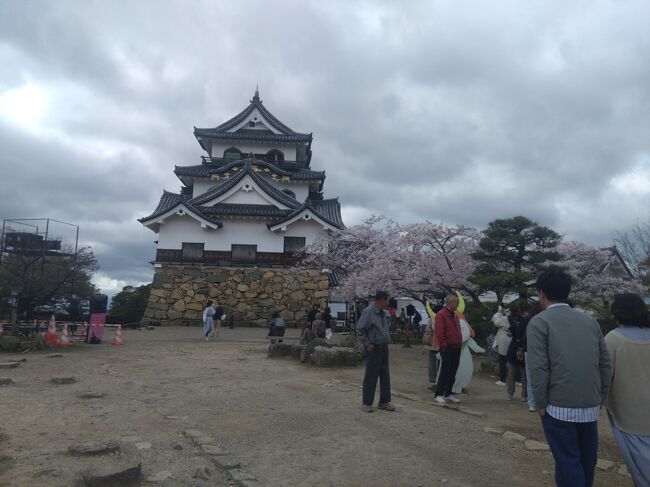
[{"xmin": 251, "ymin": 85, "xmax": 261, "ymax": 103}]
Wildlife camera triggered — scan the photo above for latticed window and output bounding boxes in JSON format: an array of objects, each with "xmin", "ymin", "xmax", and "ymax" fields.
[
  {"xmin": 283, "ymin": 237, "xmax": 306, "ymax": 254},
  {"xmin": 265, "ymin": 149, "xmax": 284, "ymax": 163},
  {"xmin": 224, "ymin": 147, "xmax": 242, "ymax": 160},
  {"xmin": 231, "ymin": 244, "xmax": 257, "ymax": 263},
  {"xmin": 181, "ymin": 242, "xmax": 204, "ymax": 260}
]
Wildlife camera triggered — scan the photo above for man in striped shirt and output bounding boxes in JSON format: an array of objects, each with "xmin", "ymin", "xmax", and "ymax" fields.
[{"xmin": 527, "ymin": 266, "xmax": 612, "ymax": 487}]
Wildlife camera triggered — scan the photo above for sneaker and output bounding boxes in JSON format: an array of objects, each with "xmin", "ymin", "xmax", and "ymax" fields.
[
  {"xmin": 495, "ymin": 381, "xmax": 506, "ymax": 386},
  {"xmin": 361, "ymin": 405, "xmax": 375, "ymax": 413},
  {"xmin": 446, "ymin": 395, "xmax": 461, "ymax": 404},
  {"xmin": 378, "ymin": 402, "xmax": 396, "ymax": 411},
  {"xmin": 434, "ymin": 396, "xmax": 447, "ymax": 405},
  {"xmin": 506, "ymin": 394, "xmax": 514, "ymax": 401},
  {"xmin": 528, "ymin": 406, "xmax": 537, "ymax": 412}
]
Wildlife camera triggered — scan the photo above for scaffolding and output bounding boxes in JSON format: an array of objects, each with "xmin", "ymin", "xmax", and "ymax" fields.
[{"xmin": 1, "ymin": 218, "xmax": 81, "ymax": 323}]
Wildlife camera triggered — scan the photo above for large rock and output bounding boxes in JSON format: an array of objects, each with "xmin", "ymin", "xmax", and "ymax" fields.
[
  {"xmin": 268, "ymin": 343, "xmax": 293, "ymax": 358},
  {"xmin": 81, "ymin": 462, "xmax": 141, "ymax": 487},
  {"xmin": 300, "ymin": 338, "xmax": 330, "ymax": 363},
  {"xmin": 0, "ymin": 335, "xmax": 20, "ymax": 352},
  {"xmin": 332, "ymin": 346, "xmax": 360, "ymax": 366},
  {"xmin": 310, "ymin": 346, "xmax": 338, "ymax": 367},
  {"xmin": 338, "ymin": 336, "xmax": 364, "ymax": 359}
]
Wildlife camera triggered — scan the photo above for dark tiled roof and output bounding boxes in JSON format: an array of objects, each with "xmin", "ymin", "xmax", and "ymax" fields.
[
  {"xmin": 194, "ymin": 92, "xmax": 312, "ymax": 143},
  {"xmin": 575, "ymin": 246, "xmax": 635, "ymax": 280},
  {"xmin": 328, "ymin": 269, "xmax": 347, "ymax": 287},
  {"xmin": 312, "ymin": 198, "xmax": 345, "ymax": 228},
  {"xmin": 138, "ymin": 191, "xmax": 183, "ymax": 222},
  {"xmin": 194, "ymin": 129, "xmax": 312, "ymax": 143},
  {"xmin": 268, "ymin": 198, "xmax": 345, "ymax": 230},
  {"xmin": 138, "ymin": 190, "xmax": 222, "ymax": 227},
  {"xmin": 174, "ymin": 164, "xmax": 213, "ymax": 178},
  {"xmin": 189, "ymin": 160, "xmax": 301, "ymax": 209},
  {"xmin": 200, "ymin": 204, "xmax": 292, "ymax": 218}
]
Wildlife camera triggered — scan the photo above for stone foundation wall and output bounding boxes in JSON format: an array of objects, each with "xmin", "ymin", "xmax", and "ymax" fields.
[{"xmin": 141, "ymin": 265, "xmax": 329, "ymax": 327}]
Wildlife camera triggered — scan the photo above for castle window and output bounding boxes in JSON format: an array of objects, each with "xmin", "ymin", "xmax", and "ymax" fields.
[
  {"xmin": 224, "ymin": 147, "xmax": 242, "ymax": 161},
  {"xmin": 284, "ymin": 237, "xmax": 306, "ymax": 254},
  {"xmin": 231, "ymin": 244, "xmax": 257, "ymax": 263},
  {"xmin": 265, "ymin": 149, "xmax": 285, "ymax": 163},
  {"xmin": 182, "ymin": 242, "xmax": 204, "ymax": 260}
]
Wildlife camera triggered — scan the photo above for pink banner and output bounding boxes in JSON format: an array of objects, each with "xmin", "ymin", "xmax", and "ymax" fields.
[{"xmin": 88, "ymin": 313, "xmax": 106, "ymax": 342}]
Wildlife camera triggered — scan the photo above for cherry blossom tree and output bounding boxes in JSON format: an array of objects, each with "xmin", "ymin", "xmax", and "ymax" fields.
[
  {"xmin": 300, "ymin": 217, "xmax": 480, "ymax": 302},
  {"xmin": 301, "ymin": 216, "xmax": 647, "ymax": 309}
]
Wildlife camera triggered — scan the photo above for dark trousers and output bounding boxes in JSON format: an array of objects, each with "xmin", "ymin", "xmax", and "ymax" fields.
[
  {"xmin": 362, "ymin": 344, "xmax": 391, "ymax": 406},
  {"xmin": 541, "ymin": 414, "xmax": 598, "ymax": 487},
  {"xmin": 498, "ymin": 354, "xmax": 508, "ymax": 382},
  {"xmin": 435, "ymin": 348, "xmax": 461, "ymax": 397},
  {"xmin": 506, "ymin": 362, "xmax": 527, "ymax": 399}
]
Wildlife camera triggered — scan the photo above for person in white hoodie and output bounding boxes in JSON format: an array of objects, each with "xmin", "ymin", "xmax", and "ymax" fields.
[{"xmin": 491, "ymin": 306, "xmax": 512, "ymax": 385}]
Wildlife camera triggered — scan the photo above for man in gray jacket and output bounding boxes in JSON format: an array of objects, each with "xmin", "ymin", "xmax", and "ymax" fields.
[
  {"xmin": 527, "ymin": 266, "xmax": 612, "ymax": 487},
  {"xmin": 357, "ymin": 291, "xmax": 394, "ymax": 413}
]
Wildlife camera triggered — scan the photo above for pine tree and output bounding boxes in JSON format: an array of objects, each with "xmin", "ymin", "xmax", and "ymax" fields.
[{"xmin": 470, "ymin": 216, "xmax": 562, "ymax": 303}]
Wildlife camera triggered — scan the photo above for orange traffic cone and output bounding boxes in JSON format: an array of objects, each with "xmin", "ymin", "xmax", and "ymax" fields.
[
  {"xmin": 57, "ymin": 324, "xmax": 72, "ymax": 346},
  {"xmin": 45, "ymin": 315, "xmax": 59, "ymax": 346},
  {"xmin": 112, "ymin": 325, "xmax": 125, "ymax": 345}
]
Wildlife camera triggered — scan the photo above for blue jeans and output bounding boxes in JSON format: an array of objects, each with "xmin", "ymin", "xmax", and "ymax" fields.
[
  {"xmin": 525, "ymin": 352, "xmax": 535, "ymax": 408},
  {"xmin": 541, "ymin": 413, "xmax": 598, "ymax": 487}
]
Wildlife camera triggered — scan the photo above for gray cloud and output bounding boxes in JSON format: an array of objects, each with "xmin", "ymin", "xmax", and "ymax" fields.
[{"xmin": 1, "ymin": 0, "xmax": 649, "ymax": 295}]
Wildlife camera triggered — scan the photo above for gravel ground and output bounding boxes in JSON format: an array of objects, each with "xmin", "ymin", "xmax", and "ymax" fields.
[{"xmin": 0, "ymin": 327, "xmax": 632, "ymax": 487}]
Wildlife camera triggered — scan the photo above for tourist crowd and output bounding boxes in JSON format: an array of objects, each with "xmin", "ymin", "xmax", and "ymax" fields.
[
  {"xmin": 200, "ymin": 266, "xmax": 649, "ymax": 486},
  {"xmin": 353, "ymin": 267, "xmax": 649, "ymax": 487}
]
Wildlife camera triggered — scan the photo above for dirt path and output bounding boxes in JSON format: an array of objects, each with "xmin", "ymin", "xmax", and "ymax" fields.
[{"xmin": 0, "ymin": 327, "xmax": 632, "ymax": 487}]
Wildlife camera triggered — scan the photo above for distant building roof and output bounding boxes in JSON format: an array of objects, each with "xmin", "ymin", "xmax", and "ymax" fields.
[{"xmin": 575, "ymin": 246, "xmax": 636, "ymax": 280}]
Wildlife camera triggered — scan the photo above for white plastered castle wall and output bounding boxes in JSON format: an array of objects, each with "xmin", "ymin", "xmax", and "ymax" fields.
[
  {"xmin": 210, "ymin": 141, "xmax": 299, "ymax": 161},
  {"xmin": 156, "ymin": 215, "xmax": 327, "ymax": 252}
]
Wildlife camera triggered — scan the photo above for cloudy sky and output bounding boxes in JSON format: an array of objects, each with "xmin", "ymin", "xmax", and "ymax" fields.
[{"xmin": 1, "ymin": 0, "xmax": 649, "ymax": 296}]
